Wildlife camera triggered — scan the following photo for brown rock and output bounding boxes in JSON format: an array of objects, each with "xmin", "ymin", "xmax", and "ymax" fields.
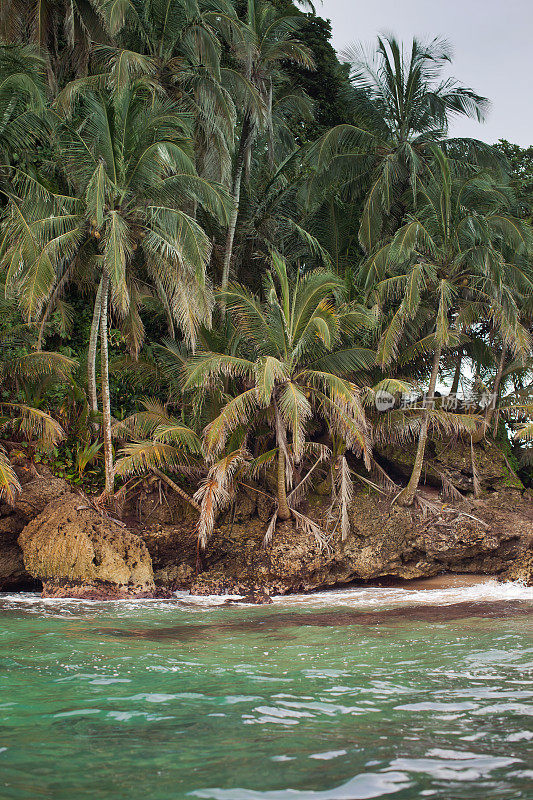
[
  {"xmin": 501, "ymin": 550, "xmax": 533, "ymax": 586},
  {"xmin": 19, "ymin": 494, "xmax": 155, "ymax": 597},
  {"xmin": 0, "ymin": 467, "xmax": 71, "ymax": 589},
  {"xmin": 13, "ymin": 476, "xmax": 70, "ymax": 520},
  {"xmin": 377, "ymin": 438, "xmax": 523, "ymax": 495},
  {"xmin": 0, "ymin": 519, "xmax": 31, "ymax": 589}
]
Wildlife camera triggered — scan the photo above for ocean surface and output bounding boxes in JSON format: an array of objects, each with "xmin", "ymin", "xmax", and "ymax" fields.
[{"xmin": 0, "ymin": 580, "xmax": 532, "ymax": 800}]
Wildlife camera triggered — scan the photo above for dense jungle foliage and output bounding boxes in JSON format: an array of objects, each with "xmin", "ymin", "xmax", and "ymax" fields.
[{"xmin": 1, "ymin": 0, "xmax": 533, "ymax": 546}]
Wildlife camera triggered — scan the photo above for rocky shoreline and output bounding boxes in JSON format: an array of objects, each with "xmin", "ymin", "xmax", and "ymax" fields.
[{"xmin": 1, "ymin": 440, "xmax": 532, "ymax": 600}]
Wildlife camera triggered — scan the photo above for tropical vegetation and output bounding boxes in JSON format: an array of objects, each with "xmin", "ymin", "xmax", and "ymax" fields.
[{"xmin": 1, "ymin": 0, "xmax": 532, "ymax": 548}]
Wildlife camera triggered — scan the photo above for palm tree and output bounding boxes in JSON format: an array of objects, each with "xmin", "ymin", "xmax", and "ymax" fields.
[
  {"xmin": 220, "ymin": 0, "xmax": 314, "ymax": 296},
  {"xmin": 307, "ymin": 35, "xmax": 490, "ymax": 254},
  {"xmin": 0, "ymin": 315, "xmax": 71, "ymax": 501},
  {"xmin": 114, "ymin": 398, "xmax": 202, "ymax": 511},
  {"xmin": 2, "ymin": 77, "xmax": 232, "ymax": 498},
  {"xmin": 0, "ymin": 0, "xmax": 108, "ymax": 79},
  {"xmin": 0, "ymin": 43, "xmax": 47, "ymax": 186},
  {"xmin": 184, "ymin": 253, "xmax": 375, "ymax": 522},
  {"xmin": 364, "ymin": 149, "xmax": 532, "ymax": 505},
  {"xmin": 95, "ymin": 0, "xmax": 243, "ymax": 186}
]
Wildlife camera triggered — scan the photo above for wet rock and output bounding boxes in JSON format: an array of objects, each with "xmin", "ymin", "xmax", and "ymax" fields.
[
  {"xmin": 19, "ymin": 494, "xmax": 155, "ymax": 597},
  {"xmin": 224, "ymin": 589, "xmax": 273, "ymax": 605},
  {"xmin": 40, "ymin": 580, "xmax": 169, "ymax": 599},
  {"xmin": 154, "ymin": 563, "xmax": 195, "ymax": 590},
  {"xmin": 501, "ymin": 550, "xmax": 533, "ymax": 586}
]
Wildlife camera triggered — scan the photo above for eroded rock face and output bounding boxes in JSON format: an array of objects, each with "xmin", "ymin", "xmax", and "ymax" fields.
[
  {"xmin": 502, "ymin": 550, "xmax": 533, "ymax": 586},
  {"xmin": 0, "ymin": 516, "xmax": 33, "ymax": 589},
  {"xmin": 0, "ymin": 466, "xmax": 71, "ymax": 590},
  {"xmin": 19, "ymin": 495, "xmax": 155, "ymax": 597},
  {"xmin": 138, "ymin": 485, "xmax": 533, "ymax": 597}
]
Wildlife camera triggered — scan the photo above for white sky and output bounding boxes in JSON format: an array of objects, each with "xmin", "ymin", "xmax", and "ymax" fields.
[{"xmin": 318, "ymin": 0, "xmax": 533, "ymax": 146}]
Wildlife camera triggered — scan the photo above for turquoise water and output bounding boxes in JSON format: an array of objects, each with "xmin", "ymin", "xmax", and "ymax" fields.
[{"xmin": 1, "ymin": 583, "xmax": 532, "ymax": 800}]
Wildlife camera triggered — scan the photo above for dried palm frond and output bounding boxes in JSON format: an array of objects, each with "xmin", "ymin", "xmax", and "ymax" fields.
[
  {"xmin": 414, "ymin": 494, "xmax": 441, "ymax": 518},
  {"xmin": 369, "ymin": 458, "xmax": 399, "ymax": 492},
  {"xmin": 327, "ymin": 455, "xmax": 354, "ymax": 541},
  {"xmin": 194, "ymin": 449, "xmax": 249, "ymax": 549},
  {"xmin": 374, "ymin": 407, "xmax": 482, "ymax": 445},
  {"xmin": 514, "ymin": 421, "xmax": 533, "ymax": 443},
  {"xmin": 262, "ymin": 508, "xmax": 279, "ymax": 547},
  {"xmin": 0, "ymin": 445, "xmax": 21, "ymax": 504},
  {"xmin": 439, "ymin": 472, "xmax": 464, "ymax": 502},
  {"xmin": 291, "ymin": 508, "xmax": 332, "ymax": 554}
]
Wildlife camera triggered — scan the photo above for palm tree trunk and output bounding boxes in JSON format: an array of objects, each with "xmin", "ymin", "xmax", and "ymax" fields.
[
  {"xmin": 478, "ymin": 345, "xmax": 507, "ymax": 440},
  {"xmin": 88, "ymin": 277, "xmax": 103, "ymax": 415},
  {"xmin": 36, "ymin": 267, "xmax": 73, "ymax": 351},
  {"xmin": 450, "ymin": 349, "xmax": 463, "ymax": 396},
  {"xmin": 150, "ymin": 467, "xmax": 200, "ymax": 512},
  {"xmin": 277, "ymin": 449, "xmax": 291, "ymax": 520},
  {"xmin": 220, "ymin": 115, "xmax": 252, "ymax": 306},
  {"xmin": 397, "ymin": 343, "xmax": 442, "ymax": 506},
  {"xmin": 99, "ymin": 275, "xmax": 114, "ymax": 498}
]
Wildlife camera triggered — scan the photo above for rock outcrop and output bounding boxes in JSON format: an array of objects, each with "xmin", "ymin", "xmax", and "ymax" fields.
[
  {"xmin": 0, "ymin": 463, "xmax": 71, "ymax": 590},
  {"xmin": 19, "ymin": 494, "xmax": 155, "ymax": 598},
  {"xmin": 0, "ymin": 515, "xmax": 32, "ymax": 589},
  {"xmin": 2, "ymin": 439, "xmax": 532, "ymax": 599},
  {"xmin": 133, "ymin": 439, "xmax": 533, "ymax": 597},
  {"xmin": 183, "ymin": 489, "xmax": 533, "ymax": 595}
]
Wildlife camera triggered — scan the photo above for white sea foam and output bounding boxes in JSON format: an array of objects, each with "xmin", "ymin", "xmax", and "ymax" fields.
[
  {"xmin": 0, "ymin": 579, "xmax": 532, "ymax": 614},
  {"xmin": 270, "ymin": 579, "xmax": 533, "ymax": 609}
]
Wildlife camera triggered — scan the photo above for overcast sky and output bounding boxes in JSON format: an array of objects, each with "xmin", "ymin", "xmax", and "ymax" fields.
[{"xmin": 318, "ymin": 0, "xmax": 532, "ymax": 147}]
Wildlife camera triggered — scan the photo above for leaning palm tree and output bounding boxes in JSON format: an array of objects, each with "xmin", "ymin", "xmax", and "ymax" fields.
[
  {"xmin": 114, "ymin": 398, "xmax": 202, "ymax": 511},
  {"xmin": 364, "ymin": 149, "xmax": 532, "ymax": 505},
  {"xmin": 306, "ymin": 35, "xmax": 490, "ymax": 253},
  {"xmin": 2, "ymin": 76, "xmax": 232, "ymax": 499},
  {"xmin": 184, "ymin": 253, "xmax": 375, "ymax": 524}
]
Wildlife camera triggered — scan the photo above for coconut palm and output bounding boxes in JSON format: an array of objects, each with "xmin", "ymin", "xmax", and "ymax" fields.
[
  {"xmin": 94, "ymin": 0, "xmax": 245, "ymax": 187},
  {"xmin": 364, "ymin": 149, "xmax": 532, "ymax": 505},
  {"xmin": 1, "ymin": 77, "xmax": 232, "ymax": 498},
  {"xmin": 220, "ymin": 0, "xmax": 314, "ymax": 296},
  {"xmin": 183, "ymin": 253, "xmax": 375, "ymax": 524},
  {"xmin": 0, "ymin": 316, "xmax": 71, "ymax": 501},
  {"xmin": 0, "ymin": 0, "xmax": 108, "ymax": 79},
  {"xmin": 114, "ymin": 398, "xmax": 202, "ymax": 510},
  {"xmin": 0, "ymin": 43, "xmax": 47, "ymax": 186},
  {"xmin": 306, "ymin": 35, "xmax": 490, "ymax": 254}
]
